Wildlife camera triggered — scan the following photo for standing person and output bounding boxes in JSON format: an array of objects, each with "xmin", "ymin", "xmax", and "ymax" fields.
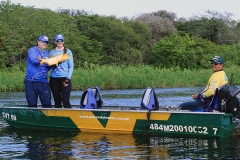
[
  {"xmin": 179, "ymin": 55, "xmax": 228, "ymax": 111},
  {"xmin": 50, "ymin": 34, "xmax": 74, "ymax": 108},
  {"xmin": 24, "ymin": 35, "xmax": 52, "ymax": 108}
]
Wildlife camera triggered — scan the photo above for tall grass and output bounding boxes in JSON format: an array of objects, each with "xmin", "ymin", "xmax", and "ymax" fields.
[
  {"xmin": 1, "ymin": 65, "xmax": 239, "ymax": 92},
  {"xmin": 1, "ymin": 70, "xmax": 25, "ymax": 91}
]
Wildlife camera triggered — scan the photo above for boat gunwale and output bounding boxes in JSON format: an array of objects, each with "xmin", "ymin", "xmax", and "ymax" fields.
[{"xmin": 0, "ymin": 105, "xmax": 227, "ymax": 115}]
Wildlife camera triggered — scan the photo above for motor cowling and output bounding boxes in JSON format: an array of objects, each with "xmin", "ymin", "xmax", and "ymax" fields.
[{"xmin": 217, "ymin": 84, "xmax": 240, "ymax": 115}]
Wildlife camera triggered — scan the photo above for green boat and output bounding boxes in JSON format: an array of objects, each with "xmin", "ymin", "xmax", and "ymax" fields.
[
  {"xmin": 0, "ymin": 105, "xmax": 237, "ymax": 138},
  {"xmin": 1, "ymin": 86, "xmax": 239, "ymax": 138}
]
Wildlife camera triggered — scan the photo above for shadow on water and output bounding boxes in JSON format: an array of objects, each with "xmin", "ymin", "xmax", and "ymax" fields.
[{"xmin": 0, "ymin": 125, "xmax": 239, "ymax": 159}]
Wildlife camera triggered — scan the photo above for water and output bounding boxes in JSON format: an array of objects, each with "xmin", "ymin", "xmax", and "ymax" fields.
[
  {"xmin": 0, "ymin": 87, "xmax": 204, "ymax": 107},
  {"xmin": 0, "ymin": 87, "xmax": 240, "ymax": 159}
]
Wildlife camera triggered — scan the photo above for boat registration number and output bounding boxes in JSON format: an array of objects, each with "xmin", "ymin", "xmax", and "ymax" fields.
[
  {"xmin": 2, "ymin": 112, "xmax": 17, "ymax": 121},
  {"xmin": 149, "ymin": 123, "xmax": 218, "ymax": 135}
]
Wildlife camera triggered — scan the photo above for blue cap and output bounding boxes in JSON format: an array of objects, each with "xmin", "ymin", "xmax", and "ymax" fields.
[
  {"xmin": 55, "ymin": 34, "xmax": 64, "ymax": 41},
  {"xmin": 38, "ymin": 35, "xmax": 49, "ymax": 43}
]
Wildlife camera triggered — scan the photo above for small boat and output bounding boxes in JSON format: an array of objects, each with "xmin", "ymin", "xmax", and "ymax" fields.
[
  {"xmin": 0, "ymin": 86, "xmax": 239, "ymax": 138},
  {"xmin": 0, "ymin": 104, "xmax": 237, "ymax": 138}
]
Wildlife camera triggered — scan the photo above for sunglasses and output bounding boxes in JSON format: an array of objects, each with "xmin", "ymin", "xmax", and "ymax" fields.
[
  {"xmin": 56, "ymin": 39, "xmax": 64, "ymax": 42},
  {"xmin": 211, "ymin": 62, "xmax": 219, "ymax": 65},
  {"xmin": 41, "ymin": 41, "xmax": 49, "ymax": 44}
]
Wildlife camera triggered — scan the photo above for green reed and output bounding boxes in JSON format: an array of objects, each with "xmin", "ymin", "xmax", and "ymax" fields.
[
  {"xmin": 0, "ymin": 65, "xmax": 239, "ymax": 92},
  {"xmin": 1, "ymin": 70, "xmax": 25, "ymax": 91}
]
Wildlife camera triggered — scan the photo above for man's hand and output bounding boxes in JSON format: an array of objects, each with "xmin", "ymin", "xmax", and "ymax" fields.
[
  {"xmin": 192, "ymin": 93, "xmax": 204, "ymax": 102},
  {"xmin": 192, "ymin": 94, "xmax": 199, "ymax": 99}
]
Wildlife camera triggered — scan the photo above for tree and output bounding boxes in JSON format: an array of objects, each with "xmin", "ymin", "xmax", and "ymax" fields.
[
  {"xmin": 136, "ymin": 10, "xmax": 178, "ymax": 44},
  {"xmin": 152, "ymin": 32, "xmax": 221, "ymax": 69},
  {"xmin": 177, "ymin": 10, "xmax": 240, "ymax": 45},
  {"xmin": 76, "ymin": 15, "xmax": 151, "ymax": 65}
]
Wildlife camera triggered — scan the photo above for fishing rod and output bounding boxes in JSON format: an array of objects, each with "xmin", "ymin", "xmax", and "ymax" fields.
[{"xmin": 230, "ymin": 73, "xmax": 233, "ymax": 85}]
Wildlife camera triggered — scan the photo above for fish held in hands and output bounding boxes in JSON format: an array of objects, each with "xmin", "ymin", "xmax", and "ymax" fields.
[{"xmin": 39, "ymin": 54, "xmax": 70, "ymax": 66}]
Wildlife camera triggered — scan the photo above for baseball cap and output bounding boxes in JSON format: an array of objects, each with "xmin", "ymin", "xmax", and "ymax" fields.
[
  {"xmin": 55, "ymin": 34, "xmax": 64, "ymax": 41},
  {"xmin": 38, "ymin": 35, "xmax": 49, "ymax": 44},
  {"xmin": 210, "ymin": 55, "xmax": 224, "ymax": 64}
]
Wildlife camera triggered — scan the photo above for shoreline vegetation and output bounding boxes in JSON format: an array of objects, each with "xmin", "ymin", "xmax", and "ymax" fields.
[
  {"xmin": 1, "ymin": 2, "xmax": 240, "ymax": 94},
  {"xmin": 1, "ymin": 65, "xmax": 239, "ymax": 92}
]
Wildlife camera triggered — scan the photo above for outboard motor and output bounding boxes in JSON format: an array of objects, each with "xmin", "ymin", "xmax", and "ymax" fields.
[
  {"xmin": 217, "ymin": 84, "xmax": 240, "ymax": 115},
  {"xmin": 204, "ymin": 84, "xmax": 240, "ymax": 116},
  {"xmin": 80, "ymin": 87, "xmax": 103, "ymax": 109},
  {"xmin": 140, "ymin": 87, "xmax": 159, "ymax": 111}
]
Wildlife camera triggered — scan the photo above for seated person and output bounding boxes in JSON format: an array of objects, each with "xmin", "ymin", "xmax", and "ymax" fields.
[{"xmin": 179, "ymin": 55, "xmax": 228, "ymax": 111}]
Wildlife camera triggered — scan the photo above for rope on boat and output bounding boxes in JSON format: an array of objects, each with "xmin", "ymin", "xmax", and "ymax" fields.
[{"xmin": 146, "ymin": 110, "xmax": 151, "ymax": 135}]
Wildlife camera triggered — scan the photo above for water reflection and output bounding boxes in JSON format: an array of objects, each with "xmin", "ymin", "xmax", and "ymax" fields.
[{"xmin": 0, "ymin": 125, "xmax": 239, "ymax": 159}]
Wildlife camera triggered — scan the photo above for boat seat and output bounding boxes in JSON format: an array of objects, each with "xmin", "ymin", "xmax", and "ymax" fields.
[
  {"xmin": 140, "ymin": 87, "xmax": 159, "ymax": 111},
  {"xmin": 142, "ymin": 88, "xmax": 151, "ymax": 107},
  {"xmin": 83, "ymin": 93, "xmax": 88, "ymax": 106},
  {"xmin": 80, "ymin": 87, "xmax": 103, "ymax": 109}
]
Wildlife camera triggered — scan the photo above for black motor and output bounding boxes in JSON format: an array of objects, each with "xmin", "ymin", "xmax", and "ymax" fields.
[{"xmin": 217, "ymin": 84, "xmax": 240, "ymax": 115}]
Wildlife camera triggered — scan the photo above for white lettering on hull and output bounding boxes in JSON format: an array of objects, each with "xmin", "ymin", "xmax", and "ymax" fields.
[
  {"xmin": 150, "ymin": 123, "xmax": 218, "ymax": 135},
  {"xmin": 2, "ymin": 112, "xmax": 17, "ymax": 121}
]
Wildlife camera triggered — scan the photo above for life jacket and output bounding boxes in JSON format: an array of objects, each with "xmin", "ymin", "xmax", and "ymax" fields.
[
  {"xmin": 204, "ymin": 84, "xmax": 240, "ymax": 115},
  {"xmin": 140, "ymin": 87, "xmax": 159, "ymax": 111},
  {"xmin": 80, "ymin": 87, "xmax": 103, "ymax": 109}
]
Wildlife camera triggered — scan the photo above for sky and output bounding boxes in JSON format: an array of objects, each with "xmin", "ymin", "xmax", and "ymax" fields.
[{"xmin": 8, "ymin": 0, "xmax": 240, "ymax": 20}]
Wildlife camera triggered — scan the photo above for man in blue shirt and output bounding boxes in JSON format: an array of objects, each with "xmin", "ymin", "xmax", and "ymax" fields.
[{"xmin": 24, "ymin": 35, "xmax": 52, "ymax": 108}]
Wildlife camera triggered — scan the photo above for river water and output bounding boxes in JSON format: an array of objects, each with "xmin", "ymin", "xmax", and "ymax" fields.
[{"xmin": 0, "ymin": 87, "xmax": 240, "ymax": 159}]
